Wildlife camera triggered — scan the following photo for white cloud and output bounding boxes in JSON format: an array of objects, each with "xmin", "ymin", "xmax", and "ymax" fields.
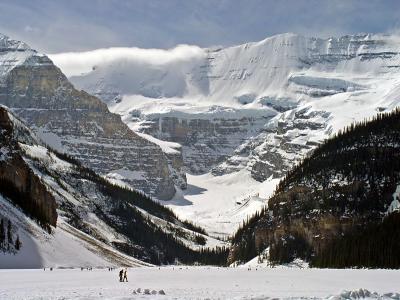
[
  {"xmin": 48, "ymin": 44, "xmax": 206, "ymax": 77},
  {"xmin": 23, "ymin": 25, "xmax": 38, "ymax": 33}
]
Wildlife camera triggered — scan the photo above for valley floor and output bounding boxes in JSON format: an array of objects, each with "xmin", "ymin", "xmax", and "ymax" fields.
[
  {"xmin": 0, "ymin": 267, "xmax": 399, "ymax": 300},
  {"xmin": 162, "ymin": 170, "xmax": 280, "ymax": 238}
]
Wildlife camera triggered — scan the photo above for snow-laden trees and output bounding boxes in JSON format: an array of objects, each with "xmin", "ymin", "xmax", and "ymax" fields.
[{"xmin": 0, "ymin": 218, "xmax": 22, "ymax": 253}]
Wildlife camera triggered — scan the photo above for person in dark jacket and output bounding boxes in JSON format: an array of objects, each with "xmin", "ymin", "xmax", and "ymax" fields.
[
  {"xmin": 123, "ymin": 268, "xmax": 128, "ymax": 282},
  {"xmin": 119, "ymin": 269, "xmax": 124, "ymax": 282}
]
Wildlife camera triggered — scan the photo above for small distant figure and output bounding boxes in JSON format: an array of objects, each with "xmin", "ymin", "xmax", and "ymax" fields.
[
  {"xmin": 119, "ymin": 269, "xmax": 124, "ymax": 282},
  {"xmin": 123, "ymin": 268, "xmax": 128, "ymax": 282}
]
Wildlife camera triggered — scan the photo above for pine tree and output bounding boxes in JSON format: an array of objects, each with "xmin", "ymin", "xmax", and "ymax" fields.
[
  {"xmin": 0, "ymin": 219, "xmax": 4, "ymax": 247},
  {"xmin": 15, "ymin": 235, "xmax": 22, "ymax": 251},
  {"xmin": 7, "ymin": 220, "xmax": 12, "ymax": 245}
]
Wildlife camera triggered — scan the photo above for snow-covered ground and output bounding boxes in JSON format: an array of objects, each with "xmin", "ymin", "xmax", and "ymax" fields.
[
  {"xmin": 0, "ymin": 267, "xmax": 399, "ymax": 299},
  {"xmin": 160, "ymin": 170, "xmax": 280, "ymax": 237},
  {"xmin": 0, "ymin": 195, "xmax": 148, "ymax": 269}
]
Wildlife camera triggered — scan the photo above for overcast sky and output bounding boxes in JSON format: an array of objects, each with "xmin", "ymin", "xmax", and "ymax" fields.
[{"xmin": 0, "ymin": 0, "xmax": 399, "ymax": 53}]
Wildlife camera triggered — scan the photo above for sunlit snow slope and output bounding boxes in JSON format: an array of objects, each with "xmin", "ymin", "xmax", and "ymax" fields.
[
  {"xmin": 52, "ymin": 33, "xmax": 400, "ymax": 236},
  {"xmin": 0, "ymin": 195, "xmax": 147, "ymax": 268}
]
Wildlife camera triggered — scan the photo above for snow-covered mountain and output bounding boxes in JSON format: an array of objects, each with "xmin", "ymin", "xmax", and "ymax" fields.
[
  {"xmin": 53, "ymin": 33, "xmax": 400, "ymax": 236},
  {"xmin": 0, "ymin": 33, "xmax": 186, "ymax": 200}
]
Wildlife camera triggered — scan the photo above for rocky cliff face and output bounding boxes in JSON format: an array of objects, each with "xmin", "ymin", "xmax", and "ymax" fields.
[
  {"xmin": 0, "ymin": 107, "xmax": 57, "ymax": 227},
  {"xmin": 0, "ymin": 33, "xmax": 184, "ymax": 200},
  {"xmin": 141, "ymin": 114, "xmax": 271, "ymax": 174}
]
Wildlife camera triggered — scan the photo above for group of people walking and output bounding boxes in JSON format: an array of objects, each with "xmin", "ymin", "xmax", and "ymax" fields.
[
  {"xmin": 45, "ymin": 266, "xmax": 128, "ymax": 282},
  {"xmin": 119, "ymin": 268, "xmax": 128, "ymax": 282},
  {"xmin": 43, "ymin": 265, "xmax": 129, "ymax": 282}
]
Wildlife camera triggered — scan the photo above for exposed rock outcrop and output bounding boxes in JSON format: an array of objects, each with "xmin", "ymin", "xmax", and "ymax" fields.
[
  {"xmin": 141, "ymin": 115, "xmax": 271, "ymax": 174},
  {"xmin": 0, "ymin": 107, "xmax": 57, "ymax": 226}
]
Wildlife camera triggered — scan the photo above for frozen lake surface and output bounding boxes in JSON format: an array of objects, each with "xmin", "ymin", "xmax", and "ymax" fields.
[{"xmin": 0, "ymin": 266, "xmax": 399, "ymax": 299}]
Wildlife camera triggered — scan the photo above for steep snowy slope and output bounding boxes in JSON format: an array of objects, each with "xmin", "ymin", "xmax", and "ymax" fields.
[
  {"xmin": 53, "ymin": 33, "xmax": 400, "ymax": 235},
  {"xmin": 0, "ymin": 106, "xmax": 226, "ymax": 267},
  {"xmin": 59, "ymin": 33, "xmax": 400, "ymax": 114},
  {"xmin": 0, "ymin": 194, "xmax": 148, "ymax": 268}
]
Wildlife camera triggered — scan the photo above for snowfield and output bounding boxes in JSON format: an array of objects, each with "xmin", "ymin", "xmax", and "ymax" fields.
[
  {"xmin": 0, "ymin": 267, "xmax": 399, "ymax": 300},
  {"xmin": 0, "ymin": 195, "xmax": 149, "ymax": 269},
  {"xmin": 161, "ymin": 170, "xmax": 280, "ymax": 237}
]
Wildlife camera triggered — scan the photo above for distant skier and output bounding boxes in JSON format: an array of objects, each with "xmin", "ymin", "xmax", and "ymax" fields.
[
  {"xmin": 123, "ymin": 268, "xmax": 128, "ymax": 282},
  {"xmin": 119, "ymin": 269, "xmax": 124, "ymax": 282}
]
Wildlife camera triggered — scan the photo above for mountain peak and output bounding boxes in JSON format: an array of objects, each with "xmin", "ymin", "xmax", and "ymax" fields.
[
  {"xmin": 259, "ymin": 32, "xmax": 302, "ymax": 42},
  {"xmin": 0, "ymin": 33, "xmax": 32, "ymax": 52}
]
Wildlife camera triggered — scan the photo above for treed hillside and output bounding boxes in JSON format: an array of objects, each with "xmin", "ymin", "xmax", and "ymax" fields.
[
  {"xmin": 3, "ymin": 150, "xmax": 228, "ymax": 265},
  {"xmin": 49, "ymin": 150, "xmax": 228, "ymax": 265},
  {"xmin": 51, "ymin": 150, "xmax": 206, "ymax": 235},
  {"xmin": 230, "ymin": 107, "xmax": 400, "ymax": 268},
  {"xmin": 0, "ymin": 106, "xmax": 228, "ymax": 266}
]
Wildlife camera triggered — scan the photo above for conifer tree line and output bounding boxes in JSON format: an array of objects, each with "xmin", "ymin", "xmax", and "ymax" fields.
[
  {"xmin": 231, "ymin": 107, "xmax": 400, "ymax": 268},
  {"xmin": 231, "ymin": 208, "xmax": 266, "ymax": 263},
  {"xmin": 0, "ymin": 217, "xmax": 22, "ymax": 253},
  {"xmin": 312, "ymin": 211, "xmax": 400, "ymax": 268},
  {"xmin": 50, "ymin": 149, "xmax": 206, "ymax": 235},
  {"xmin": 92, "ymin": 193, "xmax": 229, "ymax": 265}
]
